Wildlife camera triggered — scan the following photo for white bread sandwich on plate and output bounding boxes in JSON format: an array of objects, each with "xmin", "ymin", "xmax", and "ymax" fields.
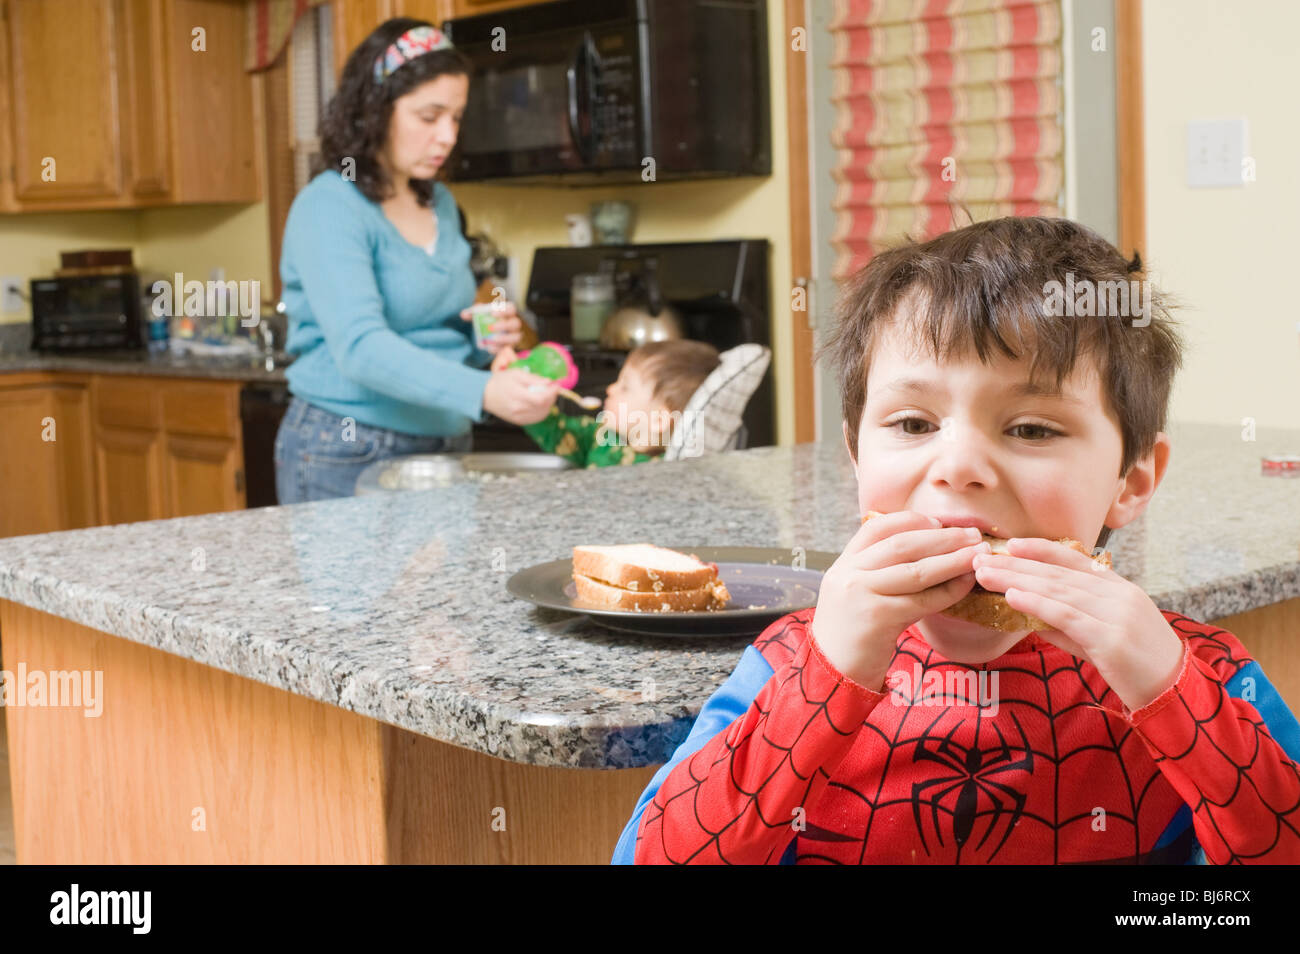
[{"xmin": 572, "ymin": 544, "xmax": 731, "ymax": 612}]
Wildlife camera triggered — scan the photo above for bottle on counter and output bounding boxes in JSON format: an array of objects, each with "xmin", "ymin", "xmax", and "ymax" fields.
[{"xmin": 147, "ymin": 313, "xmax": 170, "ymax": 356}]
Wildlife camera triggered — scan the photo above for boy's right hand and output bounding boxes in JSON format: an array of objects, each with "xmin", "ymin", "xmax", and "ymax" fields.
[{"xmin": 810, "ymin": 511, "xmax": 991, "ymax": 691}]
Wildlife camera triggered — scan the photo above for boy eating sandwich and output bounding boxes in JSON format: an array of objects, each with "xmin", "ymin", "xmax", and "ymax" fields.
[
  {"xmin": 497, "ymin": 339, "xmax": 720, "ymax": 467},
  {"xmin": 613, "ymin": 216, "xmax": 1300, "ymax": 864}
]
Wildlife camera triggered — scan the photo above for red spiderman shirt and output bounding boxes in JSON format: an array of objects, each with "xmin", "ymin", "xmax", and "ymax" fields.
[{"xmin": 612, "ymin": 609, "xmax": 1300, "ymax": 864}]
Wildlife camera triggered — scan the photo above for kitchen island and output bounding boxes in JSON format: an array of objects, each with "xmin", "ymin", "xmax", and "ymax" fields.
[{"xmin": 1, "ymin": 420, "xmax": 1298, "ymax": 863}]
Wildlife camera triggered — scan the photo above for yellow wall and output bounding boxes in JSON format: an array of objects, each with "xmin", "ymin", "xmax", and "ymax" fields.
[
  {"xmin": 136, "ymin": 202, "xmax": 276, "ymax": 294},
  {"xmin": 0, "ymin": 202, "xmax": 274, "ymax": 321},
  {"xmin": 0, "ymin": 210, "xmax": 140, "ymax": 320},
  {"xmin": 1144, "ymin": 0, "xmax": 1300, "ymax": 428}
]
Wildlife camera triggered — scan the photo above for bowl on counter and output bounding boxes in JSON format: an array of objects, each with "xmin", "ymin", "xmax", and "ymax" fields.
[{"xmin": 354, "ymin": 452, "xmax": 574, "ymax": 494}]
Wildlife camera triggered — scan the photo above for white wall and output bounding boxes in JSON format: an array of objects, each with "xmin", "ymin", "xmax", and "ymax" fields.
[{"xmin": 1145, "ymin": 0, "xmax": 1300, "ymax": 428}]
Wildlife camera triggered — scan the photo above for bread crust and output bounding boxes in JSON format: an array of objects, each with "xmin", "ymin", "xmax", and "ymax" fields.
[
  {"xmin": 573, "ymin": 573, "xmax": 731, "ymax": 612},
  {"xmin": 859, "ymin": 510, "xmax": 1112, "ymax": 632},
  {"xmin": 572, "ymin": 545, "xmax": 717, "ymax": 592},
  {"xmin": 941, "ymin": 588, "xmax": 1052, "ymax": 632}
]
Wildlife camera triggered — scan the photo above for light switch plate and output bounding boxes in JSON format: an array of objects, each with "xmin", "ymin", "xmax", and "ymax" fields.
[
  {"xmin": 1186, "ymin": 118, "xmax": 1248, "ymax": 188},
  {"xmin": 2, "ymin": 276, "xmax": 23, "ymax": 313}
]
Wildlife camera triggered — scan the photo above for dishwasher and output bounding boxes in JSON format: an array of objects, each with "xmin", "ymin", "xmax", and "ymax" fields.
[{"xmin": 239, "ymin": 382, "xmax": 292, "ymax": 507}]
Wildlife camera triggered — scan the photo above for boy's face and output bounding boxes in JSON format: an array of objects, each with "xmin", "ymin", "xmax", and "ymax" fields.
[
  {"xmin": 845, "ymin": 318, "xmax": 1170, "ymax": 661},
  {"xmin": 604, "ymin": 361, "xmax": 672, "ymax": 449}
]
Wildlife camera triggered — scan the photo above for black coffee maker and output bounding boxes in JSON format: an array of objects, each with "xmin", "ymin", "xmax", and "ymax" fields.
[{"xmin": 470, "ymin": 240, "xmax": 772, "ymax": 453}]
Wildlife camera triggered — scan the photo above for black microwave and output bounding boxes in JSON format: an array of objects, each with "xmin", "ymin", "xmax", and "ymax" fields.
[
  {"xmin": 445, "ymin": 0, "xmax": 770, "ymax": 184},
  {"xmin": 30, "ymin": 274, "xmax": 144, "ymax": 351}
]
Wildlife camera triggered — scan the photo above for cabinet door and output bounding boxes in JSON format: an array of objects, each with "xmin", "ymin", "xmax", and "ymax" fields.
[
  {"xmin": 92, "ymin": 376, "xmax": 166, "ymax": 524},
  {"xmin": 94, "ymin": 425, "xmax": 167, "ymax": 524},
  {"xmin": 166, "ymin": 0, "xmax": 259, "ymax": 202},
  {"xmin": 0, "ymin": 382, "xmax": 96, "ymax": 538},
  {"xmin": 163, "ymin": 433, "xmax": 245, "ymax": 517},
  {"xmin": 392, "ymin": 1, "xmax": 454, "ymax": 24},
  {"xmin": 333, "ymin": 0, "xmax": 394, "ymax": 79},
  {"xmin": 8, "ymin": 0, "xmax": 123, "ymax": 202},
  {"xmin": 0, "ymin": 0, "xmax": 16, "ymax": 211},
  {"xmin": 49, "ymin": 382, "xmax": 99, "ymax": 530},
  {"xmin": 451, "ymin": 0, "xmax": 543, "ymax": 17},
  {"xmin": 120, "ymin": 0, "xmax": 171, "ymax": 197},
  {"xmin": 159, "ymin": 378, "xmax": 246, "ymax": 517}
]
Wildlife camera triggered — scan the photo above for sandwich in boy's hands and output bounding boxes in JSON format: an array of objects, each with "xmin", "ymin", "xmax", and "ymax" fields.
[{"xmin": 970, "ymin": 534, "xmax": 1184, "ymax": 712}]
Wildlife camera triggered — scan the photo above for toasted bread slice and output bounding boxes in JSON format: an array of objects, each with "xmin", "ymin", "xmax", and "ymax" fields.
[
  {"xmin": 859, "ymin": 510, "xmax": 1112, "ymax": 632},
  {"xmin": 572, "ymin": 544, "xmax": 719, "ymax": 593},
  {"xmin": 573, "ymin": 572, "xmax": 731, "ymax": 612}
]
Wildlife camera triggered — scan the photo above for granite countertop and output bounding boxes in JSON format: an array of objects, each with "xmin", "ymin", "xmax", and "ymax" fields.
[
  {"xmin": 0, "ymin": 420, "xmax": 1296, "ymax": 769},
  {"xmin": 0, "ymin": 346, "xmax": 290, "ymax": 383}
]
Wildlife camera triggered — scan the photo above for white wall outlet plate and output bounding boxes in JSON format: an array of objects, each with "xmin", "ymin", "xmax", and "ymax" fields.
[
  {"xmin": 2, "ymin": 276, "xmax": 24, "ymax": 313},
  {"xmin": 1186, "ymin": 118, "xmax": 1249, "ymax": 188}
]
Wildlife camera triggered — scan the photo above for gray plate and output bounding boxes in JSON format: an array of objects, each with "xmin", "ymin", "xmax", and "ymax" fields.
[{"xmin": 506, "ymin": 546, "xmax": 837, "ymax": 636}]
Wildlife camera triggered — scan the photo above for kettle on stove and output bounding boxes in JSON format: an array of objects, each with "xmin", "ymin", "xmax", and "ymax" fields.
[{"xmin": 598, "ymin": 258, "xmax": 684, "ymax": 350}]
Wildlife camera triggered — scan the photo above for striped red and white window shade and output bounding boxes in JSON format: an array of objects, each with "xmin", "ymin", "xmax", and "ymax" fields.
[
  {"xmin": 245, "ymin": 0, "xmax": 330, "ymax": 72},
  {"xmin": 829, "ymin": 0, "xmax": 1065, "ymax": 279}
]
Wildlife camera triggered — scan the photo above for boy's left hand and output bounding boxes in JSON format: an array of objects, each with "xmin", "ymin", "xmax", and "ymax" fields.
[
  {"xmin": 489, "ymin": 345, "xmax": 518, "ymax": 372},
  {"xmin": 972, "ymin": 539, "xmax": 1186, "ymax": 713}
]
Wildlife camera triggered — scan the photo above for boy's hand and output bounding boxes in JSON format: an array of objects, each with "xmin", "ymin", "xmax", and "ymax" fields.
[
  {"xmin": 490, "ymin": 345, "xmax": 518, "ymax": 373},
  {"xmin": 972, "ymin": 539, "xmax": 1186, "ymax": 712},
  {"xmin": 812, "ymin": 511, "xmax": 991, "ymax": 692}
]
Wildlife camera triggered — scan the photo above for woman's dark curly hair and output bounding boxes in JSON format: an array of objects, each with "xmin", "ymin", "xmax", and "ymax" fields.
[{"xmin": 314, "ymin": 18, "xmax": 470, "ymax": 207}]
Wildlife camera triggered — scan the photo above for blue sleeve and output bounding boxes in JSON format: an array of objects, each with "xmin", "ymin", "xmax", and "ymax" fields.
[
  {"xmin": 1225, "ymin": 660, "xmax": 1300, "ymax": 763},
  {"xmin": 284, "ymin": 184, "xmax": 491, "ymax": 421},
  {"xmin": 610, "ymin": 645, "xmax": 776, "ymax": 864}
]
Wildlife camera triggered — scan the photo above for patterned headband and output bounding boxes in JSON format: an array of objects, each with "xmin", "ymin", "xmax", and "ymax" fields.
[{"xmin": 373, "ymin": 26, "xmax": 455, "ymax": 83}]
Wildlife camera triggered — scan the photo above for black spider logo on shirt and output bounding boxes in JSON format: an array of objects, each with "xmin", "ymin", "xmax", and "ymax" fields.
[{"xmin": 910, "ymin": 709, "xmax": 1033, "ymax": 861}]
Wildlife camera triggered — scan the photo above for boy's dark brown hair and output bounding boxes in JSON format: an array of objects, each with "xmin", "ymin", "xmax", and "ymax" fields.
[
  {"xmin": 626, "ymin": 339, "xmax": 722, "ymax": 413},
  {"xmin": 818, "ymin": 216, "xmax": 1185, "ymax": 483}
]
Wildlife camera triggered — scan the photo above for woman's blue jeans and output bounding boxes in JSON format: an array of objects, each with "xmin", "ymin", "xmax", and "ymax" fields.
[{"xmin": 273, "ymin": 395, "xmax": 473, "ymax": 504}]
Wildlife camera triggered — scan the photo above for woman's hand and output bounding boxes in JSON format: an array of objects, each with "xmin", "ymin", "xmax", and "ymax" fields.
[
  {"xmin": 482, "ymin": 366, "xmax": 559, "ymax": 426},
  {"xmin": 461, "ymin": 301, "xmax": 524, "ymax": 355}
]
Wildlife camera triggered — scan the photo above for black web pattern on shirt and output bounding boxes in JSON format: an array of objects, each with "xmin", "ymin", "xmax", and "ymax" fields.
[
  {"xmin": 640, "ymin": 608, "xmax": 1299, "ymax": 863},
  {"xmin": 641, "ymin": 611, "xmax": 847, "ymax": 863}
]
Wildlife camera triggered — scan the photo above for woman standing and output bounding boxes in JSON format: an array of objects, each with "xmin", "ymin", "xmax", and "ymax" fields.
[{"xmin": 274, "ymin": 18, "xmax": 557, "ymax": 503}]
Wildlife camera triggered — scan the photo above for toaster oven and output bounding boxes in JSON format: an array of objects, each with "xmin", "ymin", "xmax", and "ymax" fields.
[{"xmin": 30, "ymin": 273, "xmax": 144, "ymax": 351}]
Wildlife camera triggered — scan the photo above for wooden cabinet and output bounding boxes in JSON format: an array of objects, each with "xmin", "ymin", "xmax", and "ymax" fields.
[
  {"xmin": 159, "ymin": 379, "xmax": 245, "ymax": 517},
  {"xmin": 393, "ymin": 0, "xmax": 456, "ymax": 20},
  {"xmin": 0, "ymin": 0, "xmax": 259, "ymax": 211},
  {"xmin": 92, "ymin": 375, "xmax": 246, "ymax": 523},
  {"xmin": 0, "ymin": 373, "xmax": 97, "ymax": 538},
  {"xmin": 92, "ymin": 376, "xmax": 168, "ymax": 524},
  {"xmin": 163, "ymin": 0, "xmax": 260, "ymax": 204},
  {"xmin": 6, "ymin": 0, "xmax": 123, "ymax": 204},
  {"xmin": 0, "ymin": 370, "xmax": 248, "ymax": 537},
  {"xmin": 449, "ymin": 0, "xmax": 544, "ymax": 16},
  {"xmin": 94, "ymin": 423, "xmax": 168, "ymax": 524},
  {"xmin": 0, "ymin": 0, "xmax": 11, "ymax": 209},
  {"xmin": 120, "ymin": 0, "xmax": 172, "ymax": 199}
]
